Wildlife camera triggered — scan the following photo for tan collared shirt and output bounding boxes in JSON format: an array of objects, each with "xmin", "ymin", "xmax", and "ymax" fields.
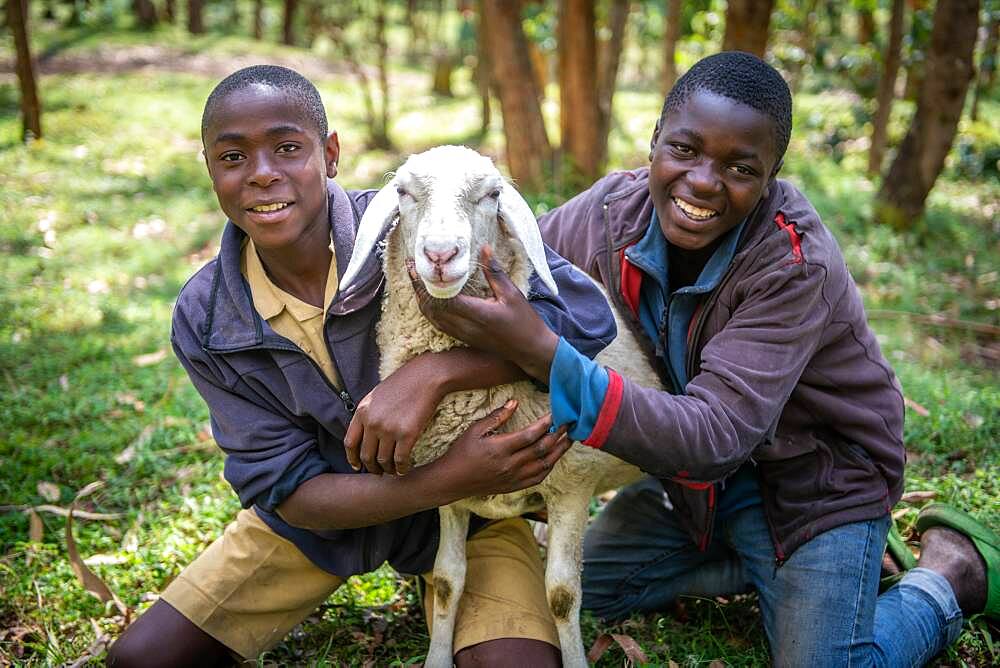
[{"xmin": 241, "ymin": 239, "xmax": 342, "ymax": 389}]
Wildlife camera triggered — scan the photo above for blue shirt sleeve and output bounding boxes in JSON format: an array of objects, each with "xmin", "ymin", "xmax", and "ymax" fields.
[{"xmin": 548, "ymin": 337, "xmax": 610, "ymax": 441}]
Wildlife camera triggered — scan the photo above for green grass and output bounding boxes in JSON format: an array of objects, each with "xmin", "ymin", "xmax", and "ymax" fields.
[{"xmin": 1, "ymin": 20, "xmax": 998, "ymax": 667}]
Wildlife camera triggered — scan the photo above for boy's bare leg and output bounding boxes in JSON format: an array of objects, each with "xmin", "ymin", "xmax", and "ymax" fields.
[
  {"xmin": 456, "ymin": 638, "xmax": 560, "ymax": 667},
  {"xmin": 106, "ymin": 600, "xmax": 235, "ymax": 668}
]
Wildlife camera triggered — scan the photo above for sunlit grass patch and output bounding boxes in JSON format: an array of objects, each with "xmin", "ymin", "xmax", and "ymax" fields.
[{"xmin": 1, "ymin": 20, "xmax": 997, "ymax": 667}]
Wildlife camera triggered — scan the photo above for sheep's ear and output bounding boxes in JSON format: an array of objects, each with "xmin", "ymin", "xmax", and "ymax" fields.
[
  {"xmin": 340, "ymin": 182, "xmax": 400, "ymax": 291},
  {"xmin": 497, "ymin": 186, "xmax": 559, "ymax": 296}
]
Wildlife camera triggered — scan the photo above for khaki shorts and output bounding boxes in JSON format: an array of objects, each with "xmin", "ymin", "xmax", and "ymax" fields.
[{"xmin": 162, "ymin": 508, "xmax": 558, "ymax": 659}]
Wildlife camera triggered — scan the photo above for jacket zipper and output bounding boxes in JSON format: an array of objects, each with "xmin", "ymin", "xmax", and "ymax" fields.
[
  {"xmin": 213, "ymin": 338, "xmax": 356, "ymax": 416},
  {"xmin": 684, "ymin": 262, "xmax": 739, "ymax": 382},
  {"xmin": 322, "ymin": 322, "xmax": 356, "ymax": 415}
]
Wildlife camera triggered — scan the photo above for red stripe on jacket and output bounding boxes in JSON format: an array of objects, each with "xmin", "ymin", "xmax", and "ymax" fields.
[
  {"xmin": 774, "ymin": 212, "xmax": 803, "ymax": 265},
  {"xmin": 583, "ymin": 369, "xmax": 624, "ymax": 449},
  {"xmin": 619, "ymin": 248, "xmax": 642, "ymax": 318}
]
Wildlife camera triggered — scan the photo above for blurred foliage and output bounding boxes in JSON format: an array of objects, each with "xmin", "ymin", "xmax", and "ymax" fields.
[{"xmin": 1, "ymin": 2, "xmax": 998, "ymax": 665}]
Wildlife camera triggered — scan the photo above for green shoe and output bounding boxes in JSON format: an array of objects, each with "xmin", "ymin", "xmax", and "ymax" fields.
[
  {"xmin": 916, "ymin": 503, "xmax": 1000, "ymax": 620},
  {"xmin": 880, "ymin": 522, "xmax": 917, "ymax": 592}
]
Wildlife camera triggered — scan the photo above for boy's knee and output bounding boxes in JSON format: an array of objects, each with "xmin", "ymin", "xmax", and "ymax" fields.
[
  {"xmin": 104, "ymin": 600, "xmax": 234, "ymax": 667},
  {"xmin": 105, "ymin": 635, "xmax": 141, "ymax": 668}
]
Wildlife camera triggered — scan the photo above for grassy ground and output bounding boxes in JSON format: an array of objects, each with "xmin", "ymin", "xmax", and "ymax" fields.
[{"xmin": 1, "ymin": 19, "xmax": 998, "ymax": 667}]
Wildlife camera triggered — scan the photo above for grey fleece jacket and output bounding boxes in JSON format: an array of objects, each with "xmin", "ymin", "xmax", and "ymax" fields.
[{"xmin": 539, "ymin": 168, "xmax": 906, "ymax": 561}]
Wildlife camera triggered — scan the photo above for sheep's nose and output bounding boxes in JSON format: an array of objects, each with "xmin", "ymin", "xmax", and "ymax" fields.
[{"xmin": 422, "ymin": 240, "xmax": 460, "ymax": 266}]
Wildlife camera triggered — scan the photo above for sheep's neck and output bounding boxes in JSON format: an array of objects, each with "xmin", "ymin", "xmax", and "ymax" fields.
[{"xmin": 377, "ymin": 233, "xmax": 532, "ymax": 380}]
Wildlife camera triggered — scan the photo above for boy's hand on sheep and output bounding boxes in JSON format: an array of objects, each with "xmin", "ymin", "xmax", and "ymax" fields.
[
  {"xmin": 344, "ymin": 354, "xmax": 453, "ymax": 476},
  {"xmin": 440, "ymin": 399, "xmax": 572, "ymax": 497},
  {"xmin": 407, "ymin": 246, "xmax": 560, "ymax": 384}
]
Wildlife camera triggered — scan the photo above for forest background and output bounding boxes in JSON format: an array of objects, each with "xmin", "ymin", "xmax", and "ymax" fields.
[{"xmin": 1, "ymin": 0, "xmax": 998, "ymax": 665}]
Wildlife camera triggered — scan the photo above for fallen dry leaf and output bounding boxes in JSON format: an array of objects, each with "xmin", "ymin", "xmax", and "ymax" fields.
[
  {"xmin": 132, "ymin": 349, "xmax": 167, "ymax": 367},
  {"xmin": 900, "ymin": 490, "xmax": 937, "ymax": 504},
  {"xmin": 196, "ymin": 422, "xmax": 214, "ymax": 442},
  {"xmin": 963, "ymin": 413, "xmax": 984, "ymax": 429},
  {"xmin": 587, "ymin": 632, "xmax": 649, "ymax": 664},
  {"xmin": 36, "ymin": 481, "xmax": 60, "ymax": 502},
  {"xmin": 64, "ymin": 482, "xmax": 128, "ymax": 617},
  {"xmin": 28, "ymin": 509, "xmax": 43, "ymax": 543},
  {"xmin": 708, "ymin": 661, "xmax": 727, "ymax": 668},
  {"xmin": 587, "ymin": 633, "xmax": 615, "ymax": 662},
  {"xmin": 903, "ymin": 396, "xmax": 930, "ymax": 417},
  {"xmin": 84, "ymin": 554, "xmax": 128, "ymax": 566},
  {"xmin": 611, "ymin": 633, "xmax": 649, "ymax": 664},
  {"xmin": 117, "ymin": 424, "xmax": 155, "ymax": 464},
  {"xmin": 115, "ymin": 392, "xmax": 146, "ymax": 413},
  {"xmin": 114, "ymin": 445, "xmax": 136, "ymax": 465},
  {"xmin": 892, "ymin": 507, "xmax": 915, "ymax": 521}
]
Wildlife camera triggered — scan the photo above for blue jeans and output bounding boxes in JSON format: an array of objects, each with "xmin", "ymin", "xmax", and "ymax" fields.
[{"xmin": 582, "ymin": 477, "xmax": 964, "ymax": 667}]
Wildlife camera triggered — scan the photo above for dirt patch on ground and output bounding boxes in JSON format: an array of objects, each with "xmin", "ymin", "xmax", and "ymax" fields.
[{"xmin": 0, "ymin": 43, "xmax": 354, "ymax": 81}]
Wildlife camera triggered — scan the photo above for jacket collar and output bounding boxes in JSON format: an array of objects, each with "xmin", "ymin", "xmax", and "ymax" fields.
[{"xmin": 202, "ymin": 179, "xmax": 384, "ymax": 352}]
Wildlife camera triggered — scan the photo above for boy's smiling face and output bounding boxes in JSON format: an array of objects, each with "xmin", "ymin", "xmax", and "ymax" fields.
[
  {"xmin": 649, "ymin": 90, "xmax": 782, "ymax": 251},
  {"xmin": 203, "ymin": 86, "xmax": 339, "ymax": 252}
]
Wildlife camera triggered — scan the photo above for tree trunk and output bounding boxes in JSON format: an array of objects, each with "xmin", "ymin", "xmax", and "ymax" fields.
[
  {"xmin": 163, "ymin": 0, "xmax": 176, "ymax": 23},
  {"xmin": 722, "ymin": 0, "xmax": 774, "ymax": 57},
  {"xmin": 475, "ymin": 7, "xmax": 492, "ymax": 135},
  {"xmin": 857, "ymin": 5, "xmax": 876, "ymax": 45},
  {"xmin": 663, "ymin": 0, "xmax": 682, "ymax": 94},
  {"xmin": 558, "ymin": 0, "xmax": 601, "ymax": 181},
  {"xmin": 789, "ymin": 0, "xmax": 818, "ymax": 93},
  {"xmin": 373, "ymin": 1, "xmax": 392, "ymax": 149},
  {"xmin": 596, "ymin": 0, "xmax": 629, "ymax": 168},
  {"xmin": 187, "ymin": 0, "xmax": 204, "ymax": 34},
  {"xmin": 875, "ymin": 0, "xmax": 980, "ymax": 229},
  {"xmin": 431, "ymin": 50, "xmax": 455, "ymax": 96},
  {"xmin": 133, "ymin": 0, "xmax": 157, "ymax": 28},
  {"xmin": 868, "ymin": 0, "xmax": 905, "ymax": 175},
  {"xmin": 283, "ymin": 0, "xmax": 298, "ymax": 45},
  {"xmin": 481, "ymin": 0, "xmax": 551, "ymax": 191},
  {"xmin": 407, "ymin": 0, "xmax": 425, "ymax": 60},
  {"xmin": 8, "ymin": 0, "xmax": 42, "ymax": 142},
  {"xmin": 304, "ymin": 1, "xmax": 325, "ymax": 45},
  {"xmin": 252, "ymin": 0, "xmax": 263, "ymax": 39},
  {"xmin": 970, "ymin": 14, "xmax": 998, "ymax": 121},
  {"xmin": 229, "ymin": 0, "xmax": 240, "ymax": 28}
]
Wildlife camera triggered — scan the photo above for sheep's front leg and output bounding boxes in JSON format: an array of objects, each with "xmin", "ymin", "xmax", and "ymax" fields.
[
  {"xmin": 425, "ymin": 503, "xmax": 471, "ymax": 668},
  {"xmin": 544, "ymin": 492, "xmax": 592, "ymax": 668}
]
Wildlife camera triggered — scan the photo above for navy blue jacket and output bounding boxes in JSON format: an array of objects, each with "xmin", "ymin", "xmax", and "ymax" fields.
[{"xmin": 170, "ymin": 180, "xmax": 616, "ymax": 576}]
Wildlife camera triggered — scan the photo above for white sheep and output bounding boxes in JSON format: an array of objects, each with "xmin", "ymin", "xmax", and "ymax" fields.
[{"xmin": 340, "ymin": 145, "xmax": 663, "ymax": 668}]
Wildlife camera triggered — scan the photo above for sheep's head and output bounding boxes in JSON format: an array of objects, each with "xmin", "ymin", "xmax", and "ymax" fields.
[{"xmin": 340, "ymin": 145, "xmax": 557, "ymax": 299}]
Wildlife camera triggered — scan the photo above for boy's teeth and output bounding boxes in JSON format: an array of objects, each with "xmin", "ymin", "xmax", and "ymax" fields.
[
  {"xmin": 251, "ymin": 202, "xmax": 289, "ymax": 212},
  {"xmin": 673, "ymin": 197, "xmax": 716, "ymax": 220}
]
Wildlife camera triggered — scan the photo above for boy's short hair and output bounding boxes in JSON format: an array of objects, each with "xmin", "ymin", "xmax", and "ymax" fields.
[
  {"xmin": 201, "ymin": 65, "xmax": 328, "ymax": 142},
  {"xmin": 661, "ymin": 51, "xmax": 792, "ymax": 161}
]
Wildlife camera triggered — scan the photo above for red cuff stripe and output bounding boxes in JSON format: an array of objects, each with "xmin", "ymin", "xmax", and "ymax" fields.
[{"xmin": 583, "ymin": 369, "xmax": 623, "ymax": 449}]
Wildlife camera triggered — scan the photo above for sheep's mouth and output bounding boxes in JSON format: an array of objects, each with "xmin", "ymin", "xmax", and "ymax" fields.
[{"xmin": 422, "ymin": 275, "xmax": 468, "ymax": 299}]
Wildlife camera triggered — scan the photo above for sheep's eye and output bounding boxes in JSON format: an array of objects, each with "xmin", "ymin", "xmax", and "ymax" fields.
[
  {"xmin": 395, "ymin": 186, "xmax": 409, "ymax": 198},
  {"xmin": 487, "ymin": 189, "xmax": 500, "ymax": 200}
]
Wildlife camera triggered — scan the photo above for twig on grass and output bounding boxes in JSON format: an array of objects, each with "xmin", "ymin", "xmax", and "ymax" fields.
[
  {"xmin": 867, "ymin": 309, "xmax": 1000, "ymax": 337},
  {"xmin": 0, "ymin": 505, "xmax": 125, "ymax": 521}
]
